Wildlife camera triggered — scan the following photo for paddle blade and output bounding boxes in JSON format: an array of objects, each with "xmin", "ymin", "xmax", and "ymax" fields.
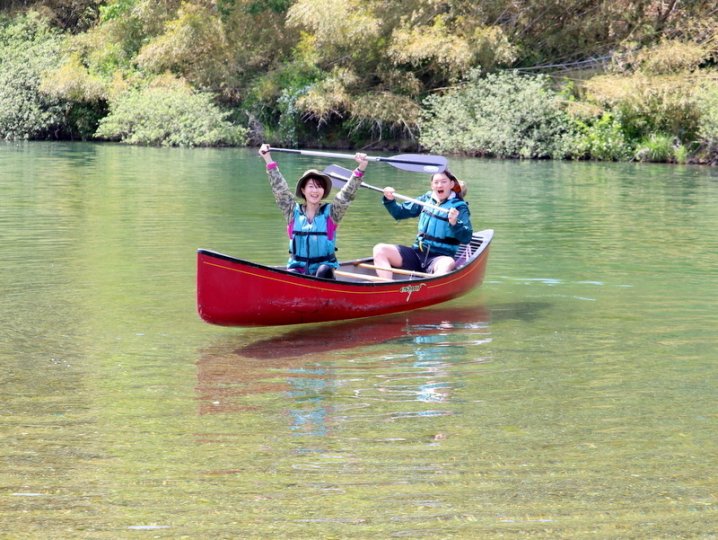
[
  {"xmin": 383, "ymin": 154, "xmax": 447, "ymax": 174},
  {"xmin": 323, "ymin": 164, "xmax": 352, "ymax": 188}
]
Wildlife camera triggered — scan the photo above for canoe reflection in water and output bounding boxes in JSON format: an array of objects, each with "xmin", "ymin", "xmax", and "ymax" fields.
[
  {"xmin": 195, "ymin": 305, "xmax": 491, "ymax": 418},
  {"xmin": 238, "ymin": 305, "xmax": 491, "ymax": 360}
]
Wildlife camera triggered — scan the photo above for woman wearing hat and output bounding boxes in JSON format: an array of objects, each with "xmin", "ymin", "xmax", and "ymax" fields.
[
  {"xmin": 372, "ymin": 169, "xmax": 472, "ymax": 280},
  {"xmin": 259, "ymin": 143, "xmax": 368, "ymax": 279}
]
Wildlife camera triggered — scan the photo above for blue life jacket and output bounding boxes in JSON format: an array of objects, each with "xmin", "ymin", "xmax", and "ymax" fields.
[
  {"xmin": 415, "ymin": 196, "xmax": 468, "ymax": 257},
  {"xmin": 288, "ymin": 203, "xmax": 338, "ymax": 274}
]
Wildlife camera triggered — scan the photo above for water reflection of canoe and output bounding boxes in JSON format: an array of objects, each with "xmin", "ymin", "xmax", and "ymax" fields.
[
  {"xmin": 195, "ymin": 305, "xmax": 491, "ymax": 414},
  {"xmin": 238, "ymin": 305, "xmax": 492, "ymax": 360},
  {"xmin": 197, "ymin": 229, "xmax": 493, "ymax": 327}
]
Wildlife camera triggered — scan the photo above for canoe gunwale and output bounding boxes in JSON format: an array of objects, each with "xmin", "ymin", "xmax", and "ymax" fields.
[
  {"xmin": 197, "ymin": 229, "xmax": 493, "ymax": 287},
  {"xmin": 197, "ymin": 229, "xmax": 493, "ymax": 326}
]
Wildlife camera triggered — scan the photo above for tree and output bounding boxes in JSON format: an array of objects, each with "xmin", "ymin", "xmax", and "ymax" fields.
[{"xmin": 0, "ymin": 12, "xmax": 64, "ymax": 140}]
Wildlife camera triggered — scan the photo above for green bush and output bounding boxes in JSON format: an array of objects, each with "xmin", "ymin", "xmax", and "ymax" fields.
[
  {"xmin": 583, "ymin": 72, "xmax": 703, "ymax": 144},
  {"xmin": 696, "ymin": 83, "xmax": 718, "ymax": 160},
  {"xmin": 673, "ymin": 143, "xmax": 688, "ymax": 164},
  {"xmin": 420, "ymin": 69, "xmax": 574, "ymax": 159},
  {"xmin": 274, "ymin": 86, "xmax": 305, "ymax": 147},
  {"xmin": 634, "ymin": 133, "xmax": 674, "ymax": 162},
  {"xmin": 241, "ymin": 61, "xmax": 324, "ymax": 144},
  {"xmin": 569, "ymin": 113, "xmax": 633, "ymax": 161},
  {"xmin": 0, "ymin": 12, "xmax": 64, "ymax": 140},
  {"xmin": 95, "ymin": 84, "xmax": 247, "ymax": 146}
]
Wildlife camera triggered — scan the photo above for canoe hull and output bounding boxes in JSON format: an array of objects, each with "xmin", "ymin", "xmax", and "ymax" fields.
[{"xmin": 197, "ymin": 229, "xmax": 493, "ymax": 327}]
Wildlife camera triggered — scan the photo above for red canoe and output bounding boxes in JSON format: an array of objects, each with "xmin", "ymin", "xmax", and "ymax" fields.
[{"xmin": 197, "ymin": 229, "xmax": 493, "ymax": 327}]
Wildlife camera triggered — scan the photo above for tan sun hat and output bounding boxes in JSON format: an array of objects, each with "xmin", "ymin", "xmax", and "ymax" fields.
[{"xmin": 295, "ymin": 169, "xmax": 332, "ymax": 199}]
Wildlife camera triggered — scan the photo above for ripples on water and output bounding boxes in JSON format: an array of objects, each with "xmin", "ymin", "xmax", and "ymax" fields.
[
  {"xmin": 3, "ymin": 144, "xmax": 718, "ymax": 537},
  {"xmin": 196, "ymin": 306, "xmax": 493, "ymax": 417},
  {"xmin": 191, "ymin": 305, "xmax": 504, "ymax": 535}
]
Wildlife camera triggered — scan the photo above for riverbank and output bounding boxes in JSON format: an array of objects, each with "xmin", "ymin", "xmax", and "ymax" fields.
[{"xmin": 2, "ymin": 6, "xmax": 717, "ymax": 165}]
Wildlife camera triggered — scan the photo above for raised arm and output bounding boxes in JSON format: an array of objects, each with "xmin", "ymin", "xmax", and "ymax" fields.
[
  {"xmin": 330, "ymin": 152, "xmax": 369, "ymax": 223},
  {"xmin": 259, "ymin": 143, "xmax": 295, "ymax": 223}
]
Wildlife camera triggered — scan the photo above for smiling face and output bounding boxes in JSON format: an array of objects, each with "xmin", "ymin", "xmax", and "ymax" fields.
[
  {"xmin": 430, "ymin": 173, "xmax": 456, "ymax": 202},
  {"xmin": 301, "ymin": 178, "xmax": 326, "ymax": 204}
]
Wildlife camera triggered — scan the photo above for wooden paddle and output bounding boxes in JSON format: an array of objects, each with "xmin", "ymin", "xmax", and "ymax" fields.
[
  {"xmin": 268, "ymin": 147, "xmax": 447, "ymax": 174},
  {"xmin": 334, "ymin": 270, "xmax": 391, "ymax": 282},
  {"xmin": 323, "ymin": 164, "xmax": 449, "ymax": 214},
  {"xmin": 355, "ymin": 262, "xmax": 432, "ymax": 279}
]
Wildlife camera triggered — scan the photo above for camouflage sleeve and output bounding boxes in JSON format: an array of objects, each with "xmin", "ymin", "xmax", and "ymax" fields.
[
  {"xmin": 267, "ymin": 167, "xmax": 296, "ymax": 223},
  {"xmin": 330, "ymin": 171, "xmax": 364, "ymax": 223}
]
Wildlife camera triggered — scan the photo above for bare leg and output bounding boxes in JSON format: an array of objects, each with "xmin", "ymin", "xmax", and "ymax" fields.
[
  {"xmin": 429, "ymin": 256, "xmax": 456, "ymax": 276},
  {"xmin": 372, "ymin": 243, "xmax": 403, "ymax": 280}
]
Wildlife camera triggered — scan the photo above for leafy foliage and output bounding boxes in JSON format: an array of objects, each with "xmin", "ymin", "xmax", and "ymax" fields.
[
  {"xmin": 634, "ymin": 133, "xmax": 677, "ymax": 162},
  {"xmin": 274, "ymin": 87, "xmax": 304, "ymax": 147},
  {"xmin": 98, "ymin": 0, "xmax": 136, "ymax": 22},
  {"xmin": 40, "ymin": 53, "xmax": 105, "ymax": 102},
  {"xmin": 95, "ymin": 79, "xmax": 247, "ymax": 147},
  {"xmin": 136, "ymin": 3, "xmax": 237, "ymax": 95},
  {"xmin": 0, "ymin": 12, "xmax": 63, "ymax": 140},
  {"xmin": 389, "ymin": 17, "xmax": 515, "ymax": 82},
  {"xmin": 388, "ymin": 17, "xmax": 475, "ymax": 82},
  {"xmin": 583, "ymin": 72, "xmax": 705, "ymax": 143},
  {"xmin": 295, "ymin": 68, "xmax": 356, "ymax": 126},
  {"xmin": 241, "ymin": 0, "xmax": 294, "ymax": 16},
  {"xmin": 1, "ymin": 0, "xmax": 101, "ymax": 30},
  {"xmin": 286, "ymin": 0, "xmax": 382, "ymax": 62},
  {"xmin": 696, "ymin": 81, "xmax": 718, "ymax": 161},
  {"xmin": 626, "ymin": 40, "xmax": 708, "ymax": 76},
  {"xmin": 567, "ymin": 113, "xmax": 633, "ymax": 161},
  {"xmin": 420, "ymin": 70, "xmax": 573, "ymax": 159},
  {"xmin": 349, "ymin": 92, "xmax": 421, "ymax": 141},
  {"xmin": 241, "ymin": 60, "xmax": 324, "ymax": 144},
  {"xmin": 581, "ymin": 39, "xmax": 713, "ymax": 144},
  {"xmin": 2, "ymin": 1, "xmax": 718, "ymax": 161},
  {"xmin": 39, "ymin": 52, "xmax": 108, "ymax": 139}
]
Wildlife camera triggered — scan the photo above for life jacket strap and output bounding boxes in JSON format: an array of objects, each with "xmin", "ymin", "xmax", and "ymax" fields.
[
  {"xmin": 293, "ymin": 231, "xmax": 328, "ymax": 237},
  {"xmin": 419, "ymin": 233, "xmax": 460, "ymax": 246},
  {"xmin": 293, "ymin": 254, "xmax": 338, "ymax": 264}
]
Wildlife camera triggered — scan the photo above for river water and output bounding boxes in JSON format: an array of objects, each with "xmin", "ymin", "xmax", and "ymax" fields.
[{"xmin": 1, "ymin": 142, "xmax": 716, "ymax": 538}]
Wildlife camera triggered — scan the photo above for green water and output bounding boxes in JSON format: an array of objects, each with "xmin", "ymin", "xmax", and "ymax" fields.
[{"xmin": 1, "ymin": 142, "xmax": 716, "ymax": 538}]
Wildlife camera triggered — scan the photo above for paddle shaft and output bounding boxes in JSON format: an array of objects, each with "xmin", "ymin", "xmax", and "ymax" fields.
[
  {"xmin": 355, "ymin": 263, "xmax": 433, "ymax": 279},
  {"xmin": 327, "ymin": 168, "xmax": 449, "ymax": 214},
  {"xmin": 366, "ymin": 185, "xmax": 449, "ymax": 214},
  {"xmin": 268, "ymin": 147, "xmax": 446, "ymax": 173},
  {"xmin": 334, "ymin": 270, "xmax": 391, "ymax": 282}
]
